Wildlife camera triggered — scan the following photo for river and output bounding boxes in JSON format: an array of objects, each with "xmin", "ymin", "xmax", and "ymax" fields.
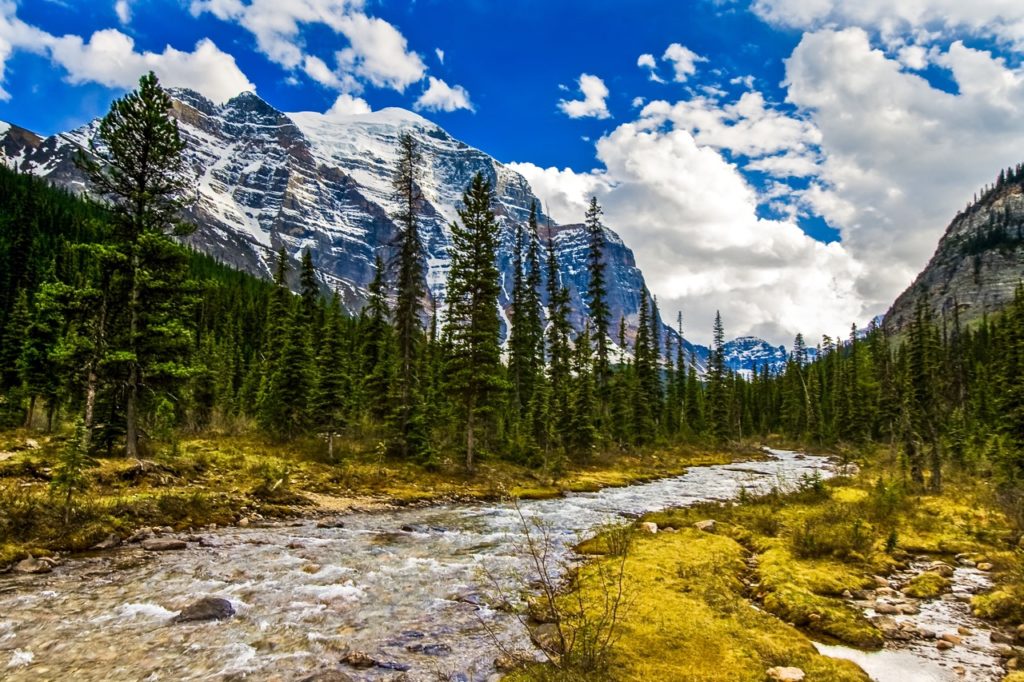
[{"xmin": 0, "ymin": 450, "xmax": 1004, "ymax": 681}]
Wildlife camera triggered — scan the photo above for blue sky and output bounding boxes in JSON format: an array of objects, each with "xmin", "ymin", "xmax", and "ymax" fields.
[{"xmin": 2, "ymin": 0, "xmax": 1024, "ymax": 344}]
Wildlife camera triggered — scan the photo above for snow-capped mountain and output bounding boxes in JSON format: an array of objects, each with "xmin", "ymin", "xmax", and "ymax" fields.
[
  {"xmin": 0, "ymin": 88, "xmax": 708, "ymax": 358},
  {"xmin": 721, "ymin": 336, "xmax": 790, "ymax": 377}
]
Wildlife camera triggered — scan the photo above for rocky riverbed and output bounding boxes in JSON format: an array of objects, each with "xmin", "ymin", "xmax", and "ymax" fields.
[{"xmin": 816, "ymin": 554, "xmax": 1022, "ymax": 681}]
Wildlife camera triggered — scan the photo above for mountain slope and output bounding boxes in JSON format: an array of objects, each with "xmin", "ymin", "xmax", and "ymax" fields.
[
  {"xmin": 885, "ymin": 166, "xmax": 1024, "ymax": 332},
  {"xmin": 0, "ymin": 89, "xmax": 691, "ymax": 355}
]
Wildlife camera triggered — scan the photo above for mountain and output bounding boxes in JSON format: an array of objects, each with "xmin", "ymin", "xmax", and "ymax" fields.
[
  {"xmin": 885, "ymin": 165, "xmax": 1024, "ymax": 332},
  {"xmin": 0, "ymin": 89, "xmax": 711, "ymax": 359},
  {"xmin": 720, "ymin": 336, "xmax": 790, "ymax": 377}
]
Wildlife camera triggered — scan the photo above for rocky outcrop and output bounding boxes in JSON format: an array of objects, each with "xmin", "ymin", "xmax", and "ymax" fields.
[{"xmin": 886, "ymin": 169, "xmax": 1024, "ymax": 333}]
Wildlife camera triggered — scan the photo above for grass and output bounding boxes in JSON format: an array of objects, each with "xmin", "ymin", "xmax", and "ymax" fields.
[
  {"xmin": 513, "ymin": 527, "xmax": 869, "ymax": 681},
  {"xmin": 514, "ymin": 441, "xmax": 1024, "ymax": 681},
  {"xmin": 0, "ymin": 427, "xmax": 758, "ymax": 566}
]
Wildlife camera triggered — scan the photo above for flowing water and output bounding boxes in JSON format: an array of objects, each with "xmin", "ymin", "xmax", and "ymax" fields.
[
  {"xmin": 815, "ymin": 561, "xmax": 1008, "ymax": 682},
  {"xmin": 0, "ymin": 450, "xmax": 831, "ymax": 681},
  {"xmin": 0, "ymin": 450, "xmax": 1007, "ymax": 682}
]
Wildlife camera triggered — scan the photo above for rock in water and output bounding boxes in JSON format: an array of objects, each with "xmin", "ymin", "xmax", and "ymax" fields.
[
  {"xmin": 13, "ymin": 557, "xmax": 52, "ymax": 574},
  {"xmin": 172, "ymin": 597, "xmax": 235, "ymax": 623},
  {"xmin": 767, "ymin": 667, "xmax": 805, "ymax": 682},
  {"xmin": 340, "ymin": 651, "xmax": 377, "ymax": 669},
  {"xmin": 299, "ymin": 672, "xmax": 354, "ymax": 682},
  {"xmin": 91, "ymin": 533, "xmax": 121, "ymax": 550},
  {"xmin": 141, "ymin": 539, "xmax": 187, "ymax": 551}
]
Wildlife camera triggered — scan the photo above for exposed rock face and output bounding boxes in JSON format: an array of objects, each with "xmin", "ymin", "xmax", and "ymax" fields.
[
  {"xmin": 0, "ymin": 91, "xmax": 686, "ymax": 355},
  {"xmin": 885, "ymin": 176, "xmax": 1024, "ymax": 333}
]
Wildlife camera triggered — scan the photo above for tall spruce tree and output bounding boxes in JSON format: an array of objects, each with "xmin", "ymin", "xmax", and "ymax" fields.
[
  {"xmin": 707, "ymin": 311, "xmax": 730, "ymax": 442},
  {"xmin": 76, "ymin": 71, "xmax": 193, "ymax": 459},
  {"xmin": 445, "ymin": 173, "xmax": 506, "ymax": 472},
  {"xmin": 584, "ymin": 197, "xmax": 611, "ymax": 391},
  {"xmin": 391, "ymin": 132, "xmax": 428, "ymax": 457},
  {"xmin": 311, "ymin": 293, "xmax": 348, "ymax": 457}
]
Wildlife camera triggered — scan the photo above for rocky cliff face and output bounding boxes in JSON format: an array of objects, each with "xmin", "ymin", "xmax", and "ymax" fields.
[
  {"xmin": 0, "ymin": 90, "xmax": 692, "ymax": 354},
  {"xmin": 885, "ymin": 171, "xmax": 1024, "ymax": 332}
]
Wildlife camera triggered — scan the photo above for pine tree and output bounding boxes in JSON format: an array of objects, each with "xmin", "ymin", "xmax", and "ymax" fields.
[
  {"xmin": 76, "ymin": 71, "xmax": 193, "ymax": 459},
  {"xmin": 20, "ymin": 283, "xmax": 67, "ymax": 429},
  {"xmin": 570, "ymin": 324, "xmax": 597, "ymax": 456},
  {"xmin": 391, "ymin": 132, "xmax": 428, "ymax": 458},
  {"xmin": 444, "ymin": 173, "xmax": 506, "ymax": 472},
  {"xmin": 545, "ymin": 222, "xmax": 573, "ymax": 456},
  {"xmin": 299, "ymin": 248, "xmax": 322, "ymax": 334},
  {"xmin": 310, "ymin": 293, "xmax": 348, "ymax": 458},
  {"xmin": 707, "ymin": 311, "xmax": 730, "ymax": 442},
  {"xmin": 0, "ymin": 289, "xmax": 29, "ymax": 421},
  {"xmin": 262, "ymin": 299, "xmax": 313, "ymax": 440},
  {"xmin": 360, "ymin": 255, "xmax": 395, "ymax": 422},
  {"xmin": 584, "ymin": 197, "xmax": 611, "ymax": 392}
]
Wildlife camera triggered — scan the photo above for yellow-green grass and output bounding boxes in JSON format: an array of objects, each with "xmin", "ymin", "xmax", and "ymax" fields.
[{"xmin": 512, "ymin": 528, "xmax": 869, "ymax": 681}]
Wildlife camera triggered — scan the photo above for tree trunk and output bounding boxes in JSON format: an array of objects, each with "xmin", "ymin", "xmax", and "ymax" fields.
[
  {"xmin": 126, "ymin": 248, "xmax": 141, "ymax": 460},
  {"xmin": 907, "ymin": 436, "xmax": 924, "ymax": 487},
  {"xmin": 328, "ymin": 432, "xmax": 334, "ymax": 460},
  {"xmin": 466, "ymin": 398, "xmax": 475, "ymax": 473},
  {"xmin": 929, "ymin": 438, "xmax": 942, "ymax": 492},
  {"xmin": 24, "ymin": 395, "xmax": 36, "ymax": 429}
]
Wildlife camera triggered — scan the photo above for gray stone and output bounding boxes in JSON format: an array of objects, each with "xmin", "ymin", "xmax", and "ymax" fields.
[
  {"xmin": 693, "ymin": 519, "xmax": 717, "ymax": 533},
  {"xmin": 13, "ymin": 557, "xmax": 52, "ymax": 574},
  {"xmin": 91, "ymin": 533, "xmax": 121, "ymax": 550},
  {"xmin": 172, "ymin": 597, "xmax": 235, "ymax": 623},
  {"xmin": 141, "ymin": 538, "xmax": 187, "ymax": 551}
]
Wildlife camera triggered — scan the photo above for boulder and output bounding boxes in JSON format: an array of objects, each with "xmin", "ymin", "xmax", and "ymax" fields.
[
  {"xmin": 340, "ymin": 651, "xmax": 377, "ymax": 670},
  {"xmin": 529, "ymin": 622, "xmax": 564, "ymax": 655},
  {"xmin": 316, "ymin": 519, "xmax": 346, "ymax": 529},
  {"xmin": 693, "ymin": 519, "xmax": 717, "ymax": 533},
  {"xmin": 91, "ymin": 534, "xmax": 121, "ymax": 551},
  {"xmin": 13, "ymin": 556, "xmax": 52, "ymax": 574},
  {"xmin": 991, "ymin": 630, "xmax": 1016, "ymax": 645},
  {"xmin": 766, "ymin": 666, "xmax": 805, "ymax": 682},
  {"xmin": 141, "ymin": 539, "xmax": 187, "ymax": 551},
  {"xmin": 873, "ymin": 575, "xmax": 890, "ymax": 587},
  {"xmin": 977, "ymin": 562, "xmax": 993, "ymax": 571},
  {"xmin": 639, "ymin": 522, "xmax": 658, "ymax": 534},
  {"xmin": 172, "ymin": 597, "xmax": 235, "ymax": 623},
  {"xmin": 126, "ymin": 528, "xmax": 154, "ymax": 543},
  {"xmin": 299, "ymin": 672, "xmax": 354, "ymax": 682},
  {"xmin": 940, "ymin": 633, "xmax": 962, "ymax": 645},
  {"xmin": 992, "ymin": 643, "xmax": 1017, "ymax": 658},
  {"xmin": 937, "ymin": 640, "xmax": 955, "ymax": 651}
]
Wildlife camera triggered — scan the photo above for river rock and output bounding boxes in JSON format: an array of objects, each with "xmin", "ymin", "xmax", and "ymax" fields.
[
  {"xmin": 940, "ymin": 633, "xmax": 962, "ymax": 645},
  {"xmin": 316, "ymin": 519, "xmax": 346, "ymax": 529},
  {"xmin": 1017, "ymin": 624, "xmax": 1024, "ymax": 641},
  {"xmin": 639, "ymin": 522, "xmax": 658, "ymax": 534},
  {"xmin": 405, "ymin": 642, "xmax": 451, "ymax": 656},
  {"xmin": 126, "ymin": 527, "xmax": 154, "ymax": 543},
  {"xmin": 874, "ymin": 603, "xmax": 901, "ymax": 615},
  {"xmin": 13, "ymin": 557, "xmax": 52, "ymax": 574},
  {"xmin": 958, "ymin": 557, "xmax": 977, "ymax": 567},
  {"xmin": 873, "ymin": 575, "xmax": 890, "ymax": 587},
  {"xmin": 142, "ymin": 539, "xmax": 187, "ymax": 551},
  {"xmin": 238, "ymin": 518, "xmax": 250, "ymax": 527},
  {"xmin": 91, "ymin": 534, "xmax": 121, "ymax": 550},
  {"xmin": 693, "ymin": 519, "xmax": 716, "ymax": 533},
  {"xmin": 529, "ymin": 622, "xmax": 563, "ymax": 654},
  {"xmin": 993, "ymin": 644, "xmax": 1020, "ymax": 658},
  {"xmin": 992, "ymin": 630, "xmax": 1016, "ymax": 644},
  {"xmin": 340, "ymin": 652, "xmax": 377, "ymax": 669},
  {"xmin": 766, "ymin": 666, "xmax": 805, "ymax": 681},
  {"xmin": 494, "ymin": 653, "xmax": 527, "ymax": 672},
  {"xmin": 926, "ymin": 562, "xmax": 955, "ymax": 578},
  {"xmin": 172, "ymin": 597, "xmax": 235, "ymax": 623},
  {"xmin": 977, "ymin": 562, "xmax": 993, "ymax": 571},
  {"xmin": 937, "ymin": 640, "xmax": 955, "ymax": 651},
  {"xmin": 300, "ymin": 672, "xmax": 354, "ymax": 682}
]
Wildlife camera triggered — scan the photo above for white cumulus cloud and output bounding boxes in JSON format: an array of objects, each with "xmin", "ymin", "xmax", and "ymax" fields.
[
  {"xmin": 325, "ymin": 92, "xmax": 371, "ymax": 116},
  {"xmin": 663, "ymin": 43, "xmax": 706, "ymax": 82},
  {"xmin": 413, "ymin": 76, "xmax": 473, "ymax": 112},
  {"xmin": 558, "ymin": 73, "xmax": 611, "ymax": 119}
]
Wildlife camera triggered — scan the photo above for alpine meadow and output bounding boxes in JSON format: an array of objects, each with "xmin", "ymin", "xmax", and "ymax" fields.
[{"xmin": 2, "ymin": 2, "xmax": 1024, "ymax": 681}]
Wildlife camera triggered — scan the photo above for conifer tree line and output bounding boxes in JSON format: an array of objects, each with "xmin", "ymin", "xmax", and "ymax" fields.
[{"xmin": 1, "ymin": 74, "xmax": 1023, "ymax": 507}]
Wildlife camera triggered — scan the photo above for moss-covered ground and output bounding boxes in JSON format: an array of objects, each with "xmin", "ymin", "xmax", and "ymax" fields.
[{"xmin": 512, "ymin": 444, "xmax": 1024, "ymax": 681}]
